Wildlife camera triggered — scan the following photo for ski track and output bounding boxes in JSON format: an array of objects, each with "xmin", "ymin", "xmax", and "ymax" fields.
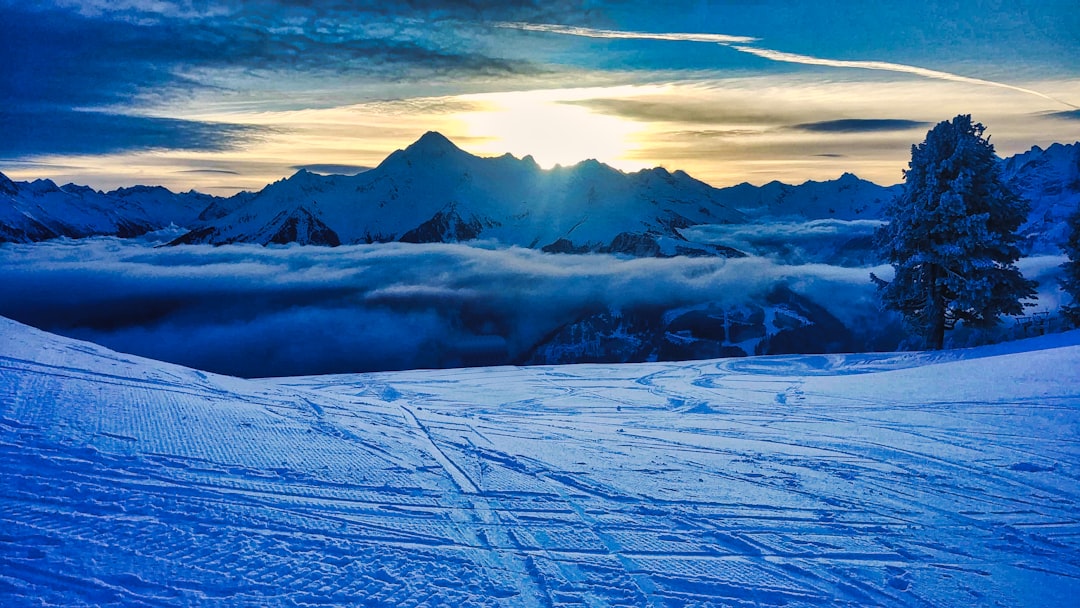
[{"xmin": 2, "ymin": 319, "xmax": 1080, "ymax": 606}]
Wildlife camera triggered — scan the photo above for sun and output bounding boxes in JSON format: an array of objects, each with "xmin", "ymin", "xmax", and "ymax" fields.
[{"xmin": 457, "ymin": 89, "xmax": 647, "ymax": 170}]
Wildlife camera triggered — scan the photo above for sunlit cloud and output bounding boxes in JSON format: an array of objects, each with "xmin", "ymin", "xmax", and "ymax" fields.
[
  {"xmin": 8, "ymin": 74, "xmax": 1076, "ymax": 194},
  {"xmin": 5, "ymin": 3, "xmax": 1077, "ymax": 194}
]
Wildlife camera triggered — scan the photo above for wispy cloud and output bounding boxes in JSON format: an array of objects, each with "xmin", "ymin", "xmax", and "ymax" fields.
[
  {"xmin": 792, "ymin": 119, "xmax": 930, "ymax": 134},
  {"xmin": 176, "ymin": 169, "xmax": 241, "ymax": 175},
  {"xmin": 0, "ymin": 110, "xmax": 265, "ymax": 157},
  {"xmin": 498, "ymin": 22, "xmax": 757, "ymax": 45},
  {"xmin": 1043, "ymin": 109, "xmax": 1080, "ymax": 121},
  {"xmin": 733, "ymin": 46, "xmax": 1078, "ymax": 109},
  {"xmin": 502, "ymin": 22, "xmax": 1078, "ymax": 110},
  {"xmin": 565, "ymin": 98, "xmax": 794, "ymax": 126}
]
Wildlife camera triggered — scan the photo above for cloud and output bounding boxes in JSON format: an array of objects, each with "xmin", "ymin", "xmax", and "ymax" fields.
[
  {"xmin": 566, "ymin": 98, "xmax": 795, "ymax": 126},
  {"xmin": 0, "ymin": 110, "xmax": 264, "ymax": 157},
  {"xmin": 504, "ymin": 22, "xmax": 1077, "ymax": 110},
  {"xmin": 683, "ymin": 219, "xmax": 885, "ymax": 264},
  {"xmin": 792, "ymin": 119, "xmax": 930, "ymax": 133},
  {"xmin": 57, "ymin": 1, "xmax": 597, "ymax": 24},
  {"xmin": 0, "ymin": 238, "xmax": 891, "ymax": 376},
  {"xmin": 176, "ymin": 169, "xmax": 241, "ymax": 175},
  {"xmin": 497, "ymin": 22, "xmax": 757, "ymax": 44},
  {"xmin": 685, "ymin": 219, "xmax": 885, "ymax": 243},
  {"xmin": 1044, "ymin": 109, "xmax": 1080, "ymax": 121},
  {"xmin": 0, "ymin": 1, "xmax": 558, "ymax": 159},
  {"xmin": 731, "ymin": 46, "xmax": 1077, "ymax": 110}
]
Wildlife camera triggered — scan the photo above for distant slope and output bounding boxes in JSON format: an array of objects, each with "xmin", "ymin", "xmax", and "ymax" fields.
[
  {"xmin": 0, "ymin": 175, "xmax": 217, "ymax": 242},
  {"xmin": 717, "ymin": 172, "xmax": 901, "ymax": 221},
  {"xmin": 2, "ymin": 316, "xmax": 1080, "ymax": 606},
  {"xmin": 1000, "ymin": 142, "xmax": 1080, "ymax": 253},
  {"xmin": 522, "ymin": 285, "xmax": 859, "ymax": 365}
]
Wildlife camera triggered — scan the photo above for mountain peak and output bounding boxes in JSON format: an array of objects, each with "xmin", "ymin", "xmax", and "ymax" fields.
[
  {"xmin": 407, "ymin": 131, "xmax": 462, "ymax": 155},
  {"xmin": 28, "ymin": 178, "xmax": 61, "ymax": 194}
]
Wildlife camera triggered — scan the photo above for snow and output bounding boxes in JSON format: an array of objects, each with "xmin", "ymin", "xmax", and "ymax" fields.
[{"xmin": 2, "ymin": 315, "xmax": 1079, "ymax": 606}]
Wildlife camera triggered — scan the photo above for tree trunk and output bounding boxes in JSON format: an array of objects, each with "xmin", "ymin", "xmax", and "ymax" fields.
[{"xmin": 929, "ymin": 266, "xmax": 946, "ymax": 350}]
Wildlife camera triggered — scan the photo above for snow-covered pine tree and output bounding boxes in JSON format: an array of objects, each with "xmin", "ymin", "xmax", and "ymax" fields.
[
  {"xmin": 872, "ymin": 115, "xmax": 1036, "ymax": 350},
  {"xmin": 1061, "ymin": 205, "xmax": 1080, "ymax": 326}
]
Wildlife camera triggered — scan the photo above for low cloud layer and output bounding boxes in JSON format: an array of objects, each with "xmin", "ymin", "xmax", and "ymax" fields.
[
  {"xmin": 0, "ymin": 238, "xmax": 897, "ymax": 376},
  {"xmin": 684, "ymin": 219, "xmax": 884, "ymax": 264}
]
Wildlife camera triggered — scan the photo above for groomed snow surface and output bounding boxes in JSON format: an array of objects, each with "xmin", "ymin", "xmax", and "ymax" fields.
[{"xmin": 2, "ymin": 316, "xmax": 1079, "ymax": 607}]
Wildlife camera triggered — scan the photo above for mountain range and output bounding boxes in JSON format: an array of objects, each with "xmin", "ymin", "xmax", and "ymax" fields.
[
  {"xmin": 3, "ymin": 133, "xmax": 1077, "ymax": 256},
  {"xmin": 2, "ymin": 135, "xmax": 1077, "ymax": 370}
]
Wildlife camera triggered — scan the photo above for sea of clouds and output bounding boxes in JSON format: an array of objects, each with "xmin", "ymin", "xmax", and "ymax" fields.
[{"xmin": 0, "ymin": 235, "xmax": 1065, "ymax": 377}]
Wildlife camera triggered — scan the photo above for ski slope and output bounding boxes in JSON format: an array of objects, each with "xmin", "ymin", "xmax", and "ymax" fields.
[{"xmin": 2, "ymin": 316, "xmax": 1079, "ymax": 606}]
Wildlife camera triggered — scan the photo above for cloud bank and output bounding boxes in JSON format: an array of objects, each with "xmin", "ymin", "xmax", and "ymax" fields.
[
  {"xmin": 0, "ymin": 111, "xmax": 265, "ymax": 157},
  {"xmin": 0, "ymin": 238, "xmax": 893, "ymax": 377}
]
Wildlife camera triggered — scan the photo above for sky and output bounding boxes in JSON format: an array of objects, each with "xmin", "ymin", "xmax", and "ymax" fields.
[{"xmin": 2, "ymin": 0, "xmax": 1078, "ymax": 194}]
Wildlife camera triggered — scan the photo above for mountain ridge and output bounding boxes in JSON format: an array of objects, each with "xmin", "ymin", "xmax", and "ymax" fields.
[{"xmin": 1, "ymin": 134, "xmax": 1077, "ymax": 256}]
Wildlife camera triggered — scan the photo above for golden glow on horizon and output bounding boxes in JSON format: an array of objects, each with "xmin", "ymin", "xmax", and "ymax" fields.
[
  {"xmin": 456, "ymin": 88, "xmax": 651, "ymax": 171},
  {"xmin": 9, "ymin": 78, "xmax": 1076, "ymax": 195}
]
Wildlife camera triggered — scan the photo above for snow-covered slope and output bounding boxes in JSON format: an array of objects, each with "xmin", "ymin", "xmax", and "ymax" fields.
[
  {"xmin": 523, "ymin": 285, "xmax": 859, "ymax": 364},
  {"xmin": 2, "ymin": 315, "xmax": 1079, "ymax": 606},
  {"xmin": 1000, "ymin": 142, "xmax": 1080, "ymax": 253},
  {"xmin": 718, "ymin": 172, "xmax": 900, "ymax": 221},
  {"xmin": 0, "ymin": 175, "xmax": 217, "ymax": 243}
]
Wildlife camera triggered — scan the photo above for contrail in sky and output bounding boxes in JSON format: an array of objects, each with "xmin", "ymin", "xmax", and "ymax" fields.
[
  {"xmin": 733, "ymin": 46, "xmax": 1076, "ymax": 108},
  {"xmin": 502, "ymin": 22, "xmax": 758, "ymax": 45},
  {"xmin": 498, "ymin": 22, "xmax": 1077, "ymax": 110}
]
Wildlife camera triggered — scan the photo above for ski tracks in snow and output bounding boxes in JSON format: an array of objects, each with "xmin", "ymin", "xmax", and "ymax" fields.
[{"xmin": 3, "ymin": 318, "xmax": 1080, "ymax": 606}]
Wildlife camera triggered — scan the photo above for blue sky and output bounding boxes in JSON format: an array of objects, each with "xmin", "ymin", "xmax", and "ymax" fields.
[{"xmin": 2, "ymin": 0, "xmax": 1077, "ymax": 193}]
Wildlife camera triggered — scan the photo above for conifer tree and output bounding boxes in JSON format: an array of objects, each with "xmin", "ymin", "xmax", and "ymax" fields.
[
  {"xmin": 1061, "ymin": 205, "xmax": 1080, "ymax": 326},
  {"xmin": 873, "ymin": 115, "xmax": 1036, "ymax": 349}
]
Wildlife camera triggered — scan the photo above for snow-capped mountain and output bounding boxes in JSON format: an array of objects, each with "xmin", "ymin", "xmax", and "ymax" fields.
[
  {"xmin": 718, "ymin": 172, "xmax": 901, "ymax": 221},
  {"xmin": 1000, "ymin": 142, "xmax": 1080, "ymax": 253},
  {"xmin": 171, "ymin": 132, "xmax": 749, "ymax": 254},
  {"xmin": 2, "ymin": 136, "xmax": 1077, "ymax": 257},
  {"xmin": 0, "ymin": 175, "xmax": 216, "ymax": 242}
]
